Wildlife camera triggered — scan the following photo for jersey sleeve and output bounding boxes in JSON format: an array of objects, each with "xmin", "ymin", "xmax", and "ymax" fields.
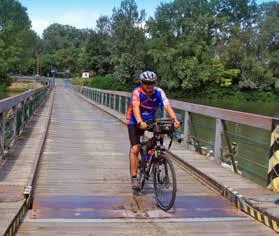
[
  {"xmin": 131, "ymin": 89, "xmax": 140, "ymax": 105},
  {"xmin": 157, "ymin": 88, "xmax": 169, "ymax": 106}
]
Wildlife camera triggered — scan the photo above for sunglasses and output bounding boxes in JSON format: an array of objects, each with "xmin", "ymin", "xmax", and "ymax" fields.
[{"xmin": 142, "ymin": 81, "xmax": 155, "ymax": 85}]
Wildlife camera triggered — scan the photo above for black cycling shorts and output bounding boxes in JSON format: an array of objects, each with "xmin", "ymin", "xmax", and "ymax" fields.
[{"xmin": 128, "ymin": 124, "xmax": 144, "ymax": 147}]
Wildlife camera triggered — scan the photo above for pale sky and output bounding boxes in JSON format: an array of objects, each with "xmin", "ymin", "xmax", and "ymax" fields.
[
  {"xmin": 19, "ymin": 0, "xmax": 171, "ymax": 35},
  {"xmin": 19, "ymin": 0, "xmax": 272, "ymax": 36}
]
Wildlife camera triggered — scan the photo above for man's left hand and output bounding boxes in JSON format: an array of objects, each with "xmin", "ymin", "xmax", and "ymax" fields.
[{"xmin": 173, "ymin": 119, "xmax": 181, "ymax": 129}]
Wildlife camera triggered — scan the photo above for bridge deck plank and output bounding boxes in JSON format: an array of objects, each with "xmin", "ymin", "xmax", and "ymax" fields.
[{"xmin": 17, "ymin": 221, "xmax": 276, "ymax": 236}]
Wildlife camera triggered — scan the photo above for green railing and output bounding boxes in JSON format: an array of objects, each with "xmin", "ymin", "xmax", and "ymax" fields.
[
  {"xmin": 72, "ymin": 85, "xmax": 279, "ymax": 186},
  {"xmin": 0, "ymin": 86, "xmax": 51, "ymax": 160}
]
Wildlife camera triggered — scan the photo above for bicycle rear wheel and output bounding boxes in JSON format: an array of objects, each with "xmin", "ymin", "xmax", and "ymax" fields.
[{"xmin": 153, "ymin": 153, "xmax": 176, "ymax": 211}]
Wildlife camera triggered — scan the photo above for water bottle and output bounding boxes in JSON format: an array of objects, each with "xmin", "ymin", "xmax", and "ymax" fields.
[{"xmin": 146, "ymin": 149, "xmax": 153, "ymax": 161}]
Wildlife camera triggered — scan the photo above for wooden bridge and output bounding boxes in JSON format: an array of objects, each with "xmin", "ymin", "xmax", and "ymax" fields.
[{"xmin": 0, "ymin": 79, "xmax": 278, "ymax": 235}]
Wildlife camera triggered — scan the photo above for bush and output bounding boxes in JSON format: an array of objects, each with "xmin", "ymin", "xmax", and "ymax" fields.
[
  {"xmin": 72, "ymin": 78, "xmax": 87, "ymax": 85},
  {"xmin": 85, "ymin": 74, "xmax": 132, "ymax": 91}
]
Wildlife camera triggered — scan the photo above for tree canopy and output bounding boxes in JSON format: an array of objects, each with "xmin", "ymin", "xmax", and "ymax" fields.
[{"xmin": 1, "ymin": 0, "xmax": 278, "ymax": 98}]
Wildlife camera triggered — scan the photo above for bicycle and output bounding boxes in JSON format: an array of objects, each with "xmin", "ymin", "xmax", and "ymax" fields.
[{"xmin": 136, "ymin": 118, "xmax": 181, "ymax": 211}]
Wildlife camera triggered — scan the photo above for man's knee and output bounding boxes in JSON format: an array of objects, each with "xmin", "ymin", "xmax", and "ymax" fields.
[{"xmin": 130, "ymin": 145, "xmax": 140, "ymax": 155}]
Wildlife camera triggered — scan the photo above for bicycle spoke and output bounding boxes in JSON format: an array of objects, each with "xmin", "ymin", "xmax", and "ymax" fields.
[{"xmin": 153, "ymin": 154, "xmax": 176, "ymax": 211}]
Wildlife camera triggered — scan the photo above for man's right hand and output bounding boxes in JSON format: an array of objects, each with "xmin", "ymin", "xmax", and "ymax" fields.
[{"xmin": 139, "ymin": 121, "xmax": 147, "ymax": 130}]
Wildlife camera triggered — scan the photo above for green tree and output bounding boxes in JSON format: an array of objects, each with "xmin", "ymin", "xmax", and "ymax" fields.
[
  {"xmin": 147, "ymin": 0, "xmax": 229, "ymax": 91},
  {"xmin": 41, "ymin": 24, "xmax": 90, "ymax": 75},
  {"xmin": 81, "ymin": 16, "xmax": 113, "ymax": 75},
  {"xmin": 0, "ymin": 0, "xmax": 31, "ymax": 79},
  {"xmin": 111, "ymin": 0, "xmax": 146, "ymax": 85}
]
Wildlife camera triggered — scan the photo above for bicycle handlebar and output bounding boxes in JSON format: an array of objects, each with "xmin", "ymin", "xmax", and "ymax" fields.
[{"xmin": 139, "ymin": 118, "xmax": 182, "ymax": 132}]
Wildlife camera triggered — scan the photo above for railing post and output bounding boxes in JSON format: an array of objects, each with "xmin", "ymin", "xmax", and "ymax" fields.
[
  {"xmin": 184, "ymin": 111, "xmax": 190, "ymax": 149},
  {"xmin": 113, "ymin": 94, "xmax": 116, "ymax": 110},
  {"xmin": 26, "ymin": 98, "xmax": 29, "ymax": 121},
  {"xmin": 108, "ymin": 94, "xmax": 111, "ymax": 108},
  {"xmin": 0, "ymin": 113, "xmax": 5, "ymax": 160},
  {"xmin": 214, "ymin": 118, "xmax": 223, "ymax": 164},
  {"xmin": 101, "ymin": 92, "xmax": 104, "ymax": 105},
  {"xmin": 125, "ymin": 97, "xmax": 128, "ymax": 112},
  {"xmin": 19, "ymin": 101, "xmax": 25, "ymax": 135},
  {"xmin": 12, "ymin": 106, "xmax": 17, "ymax": 147},
  {"xmin": 119, "ymin": 96, "xmax": 122, "ymax": 112},
  {"xmin": 107, "ymin": 94, "xmax": 109, "ymax": 107}
]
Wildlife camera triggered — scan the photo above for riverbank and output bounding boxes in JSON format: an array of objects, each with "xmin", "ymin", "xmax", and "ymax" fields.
[
  {"xmin": 0, "ymin": 81, "xmax": 44, "ymax": 100},
  {"xmin": 7, "ymin": 81, "xmax": 43, "ymax": 92},
  {"xmin": 170, "ymin": 86, "xmax": 279, "ymax": 103}
]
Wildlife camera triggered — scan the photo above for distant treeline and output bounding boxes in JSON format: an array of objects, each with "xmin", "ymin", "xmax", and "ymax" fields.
[{"xmin": 0, "ymin": 0, "xmax": 278, "ymax": 99}]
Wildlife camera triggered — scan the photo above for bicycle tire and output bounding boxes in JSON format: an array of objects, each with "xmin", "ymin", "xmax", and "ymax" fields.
[
  {"xmin": 138, "ymin": 150, "xmax": 147, "ymax": 190},
  {"xmin": 153, "ymin": 153, "xmax": 176, "ymax": 211}
]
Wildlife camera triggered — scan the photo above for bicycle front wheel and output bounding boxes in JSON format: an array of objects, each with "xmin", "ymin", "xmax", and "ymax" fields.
[{"xmin": 153, "ymin": 153, "xmax": 176, "ymax": 211}]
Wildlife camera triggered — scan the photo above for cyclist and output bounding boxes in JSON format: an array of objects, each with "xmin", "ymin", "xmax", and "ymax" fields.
[{"xmin": 126, "ymin": 71, "xmax": 180, "ymax": 191}]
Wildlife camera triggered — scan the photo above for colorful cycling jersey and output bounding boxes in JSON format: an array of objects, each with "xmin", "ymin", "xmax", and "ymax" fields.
[{"xmin": 126, "ymin": 86, "xmax": 169, "ymax": 125}]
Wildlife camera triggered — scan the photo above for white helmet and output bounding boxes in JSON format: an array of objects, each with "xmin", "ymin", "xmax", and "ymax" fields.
[{"xmin": 140, "ymin": 71, "xmax": 157, "ymax": 82}]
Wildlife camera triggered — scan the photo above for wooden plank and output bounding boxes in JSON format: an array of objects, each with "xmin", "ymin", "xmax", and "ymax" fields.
[{"xmin": 17, "ymin": 220, "xmax": 278, "ymax": 236}]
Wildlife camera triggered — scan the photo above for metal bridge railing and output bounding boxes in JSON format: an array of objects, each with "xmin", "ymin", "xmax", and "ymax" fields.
[
  {"xmin": 0, "ymin": 85, "xmax": 51, "ymax": 160},
  {"xmin": 72, "ymin": 85, "xmax": 279, "ymax": 185}
]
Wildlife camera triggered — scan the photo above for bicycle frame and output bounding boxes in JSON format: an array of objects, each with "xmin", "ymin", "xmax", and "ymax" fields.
[{"xmin": 139, "ymin": 119, "xmax": 175, "ymax": 182}]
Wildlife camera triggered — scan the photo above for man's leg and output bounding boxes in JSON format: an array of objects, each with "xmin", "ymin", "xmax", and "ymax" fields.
[
  {"xmin": 127, "ymin": 125, "xmax": 143, "ymax": 190},
  {"xmin": 130, "ymin": 144, "xmax": 140, "ymax": 177}
]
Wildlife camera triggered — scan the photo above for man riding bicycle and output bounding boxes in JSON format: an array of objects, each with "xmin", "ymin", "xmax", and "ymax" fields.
[{"xmin": 126, "ymin": 71, "xmax": 180, "ymax": 191}]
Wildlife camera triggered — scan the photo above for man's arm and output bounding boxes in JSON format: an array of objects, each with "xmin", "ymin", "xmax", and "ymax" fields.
[
  {"xmin": 164, "ymin": 104, "xmax": 177, "ymax": 120},
  {"xmin": 164, "ymin": 104, "xmax": 180, "ymax": 128},
  {"xmin": 159, "ymin": 88, "xmax": 180, "ymax": 128},
  {"xmin": 132, "ymin": 91, "xmax": 147, "ymax": 129},
  {"xmin": 133, "ymin": 100, "xmax": 142, "ymax": 124}
]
